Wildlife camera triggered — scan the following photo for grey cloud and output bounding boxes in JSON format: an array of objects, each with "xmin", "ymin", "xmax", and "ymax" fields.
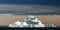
[{"xmin": 0, "ymin": 4, "xmax": 60, "ymax": 13}]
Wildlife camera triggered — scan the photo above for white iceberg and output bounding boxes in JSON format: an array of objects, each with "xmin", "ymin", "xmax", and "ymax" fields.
[{"xmin": 8, "ymin": 15, "xmax": 56, "ymax": 27}]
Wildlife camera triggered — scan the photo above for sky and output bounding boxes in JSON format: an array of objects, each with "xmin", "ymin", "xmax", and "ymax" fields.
[
  {"xmin": 0, "ymin": 0, "xmax": 59, "ymax": 6},
  {"xmin": 0, "ymin": 0, "xmax": 60, "ymax": 15}
]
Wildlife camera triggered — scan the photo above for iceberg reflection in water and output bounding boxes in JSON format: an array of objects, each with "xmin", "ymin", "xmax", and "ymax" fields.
[{"xmin": 8, "ymin": 16, "xmax": 56, "ymax": 28}]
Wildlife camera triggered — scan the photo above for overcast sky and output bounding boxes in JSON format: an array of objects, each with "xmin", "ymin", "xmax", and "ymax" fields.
[
  {"xmin": 0, "ymin": 4, "xmax": 59, "ymax": 11},
  {"xmin": 0, "ymin": 0, "xmax": 59, "ymax": 11},
  {"xmin": 0, "ymin": 0, "xmax": 60, "ymax": 15},
  {"xmin": 0, "ymin": 0, "xmax": 59, "ymax": 6}
]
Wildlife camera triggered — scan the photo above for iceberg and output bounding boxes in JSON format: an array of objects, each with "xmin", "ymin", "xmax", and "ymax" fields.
[{"xmin": 8, "ymin": 15, "xmax": 56, "ymax": 27}]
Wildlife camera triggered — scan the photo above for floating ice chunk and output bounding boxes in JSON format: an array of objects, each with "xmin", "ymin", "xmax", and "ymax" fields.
[
  {"xmin": 8, "ymin": 21, "xmax": 22, "ymax": 27},
  {"xmin": 45, "ymin": 24, "xmax": 56, "ymax": 27}
]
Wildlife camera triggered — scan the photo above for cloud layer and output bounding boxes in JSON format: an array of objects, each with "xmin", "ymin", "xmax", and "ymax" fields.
[
  {"xmin": 0, "ymin": 4, "xmax": 60, "ymax": 15},
  {"xmin": 0, "ymin": 4, "xmax": 59, "ymax": 11}
]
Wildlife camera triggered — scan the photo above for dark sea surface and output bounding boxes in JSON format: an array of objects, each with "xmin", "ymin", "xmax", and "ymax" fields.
[{"xmin": 0, "ymin": 0, "xmax": 60, "ymax": 15}]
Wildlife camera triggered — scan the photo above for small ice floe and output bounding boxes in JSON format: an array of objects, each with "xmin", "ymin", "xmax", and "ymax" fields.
[
  {"xmin": 45, "ymin": 24, "xmax": 56, "ymax": 27},
  {"xmin": 8, "ymin": 21, "xmax": 22, "ymax": 27}
]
